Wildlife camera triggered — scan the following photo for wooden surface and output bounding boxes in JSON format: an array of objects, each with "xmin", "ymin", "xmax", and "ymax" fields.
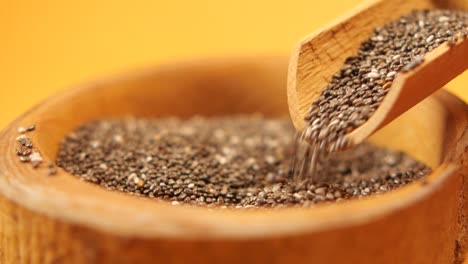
[
  {"xmin": 0, "ymin": 56, "xmax": 467, "ymax": 263},
  {"xmin": 287, "ymin": 0, "xmax": 468, "ymax": 147}
]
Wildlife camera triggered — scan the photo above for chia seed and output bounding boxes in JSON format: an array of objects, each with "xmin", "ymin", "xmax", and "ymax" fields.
[{"xmin": 56, "ymin": 116, "xmax": 431, "ymax": 208}]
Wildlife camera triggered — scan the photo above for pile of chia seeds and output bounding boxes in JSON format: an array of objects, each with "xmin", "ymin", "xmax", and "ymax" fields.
[
  {"xmin": 294, "ymin": 9, "xmax": 468, "ymax": 180},
  {"xmin": 56, "ymin": 116, "xmax": 431, "ymax": 208}
]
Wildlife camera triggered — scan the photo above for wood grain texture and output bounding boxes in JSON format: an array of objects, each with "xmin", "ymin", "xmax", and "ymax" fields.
[
  {"xmin": 287, "ymin": 0, "xmax": 468, "ymax": 147},
  {"xmin": 0, "ymin": 56, "xmax": 467, "ymax": 263}
]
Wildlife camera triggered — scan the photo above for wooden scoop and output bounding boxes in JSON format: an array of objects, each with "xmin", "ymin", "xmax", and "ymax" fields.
[{"xmin": 287, "ymin": 0, "xmax": 468, "ymax": 147}]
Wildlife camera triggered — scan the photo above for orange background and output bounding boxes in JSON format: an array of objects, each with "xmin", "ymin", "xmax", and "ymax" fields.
[{"xmin": 1, "ymin": 0, "xmax": 467, "ymax": 129}]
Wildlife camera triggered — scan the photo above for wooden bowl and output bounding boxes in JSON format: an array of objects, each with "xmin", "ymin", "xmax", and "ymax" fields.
[{"xmin": 0, "ymin": 56, "xmax": 467, "ymax": 264}]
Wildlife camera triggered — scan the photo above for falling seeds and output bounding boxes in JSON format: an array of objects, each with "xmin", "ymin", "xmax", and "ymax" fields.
[
  {"xmin": 56, "ymin": 116, "xmax": 431, "ymax": 208},
  {"xmin": 295, "ymin": 9, "xmax": 468, "ymax": 180}
]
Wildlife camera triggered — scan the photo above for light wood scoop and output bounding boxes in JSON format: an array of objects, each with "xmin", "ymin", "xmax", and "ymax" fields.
[{"xmin": 288, "ymin": 0, "xmax": 468, "ymax": 146}]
